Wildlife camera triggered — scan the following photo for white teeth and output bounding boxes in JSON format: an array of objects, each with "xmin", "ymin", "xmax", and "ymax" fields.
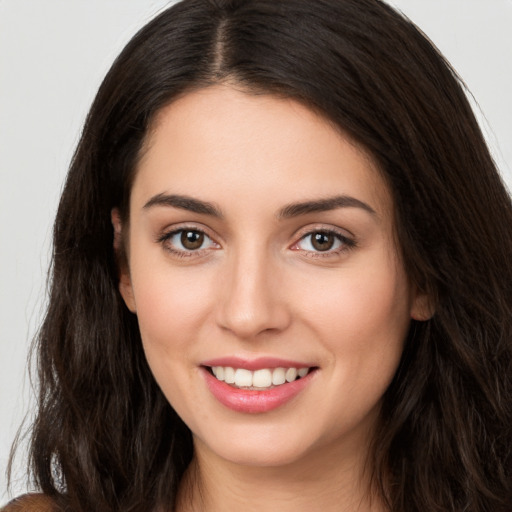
[
  {"xmin": 214, "ymin": 366, "xmax": 225, "ymax": 381},
  {"xmin": 272, "ymin": 367, "xmax": 286, "ymax": 385},
  {"xmin": 210, "ymin": 365, "xmax": 311, "ymax": 388},
  {"xmin": 298, "ymin": 367, "xmax": 309, "ymax": 378},
  {"xmin": 224, "ymin": 366, "xmax": 236, "ymax": 384},
  {"xmin": 253, "ymin": 369, "xmax": 272, "ymax": 388},
  {"xmin": 234, "ymin": 368, "xmax": 253, "ymax": 387},
  {"xmin": 285, "ymin": 367, "xmax": 298, "ymax": 382}
]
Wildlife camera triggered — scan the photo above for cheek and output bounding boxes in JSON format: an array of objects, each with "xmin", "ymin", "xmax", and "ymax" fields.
[
  {"xmin": 299, "ymin": 255, "xmax": 411, "ymax": 342},
  {"xmin": 291, "ymin": 261, "xmax": 411, "ymax": 436},
  {"xmin": 129, "ymin": 263, "xmax": 218, "ymax": 422},
  {"xmin": 294, "ymin": 255, "xmax": 411, "ymax": 389},
  {"xmin": 130, "ymin": 261, "xmax": 216, "ymax": 360}
]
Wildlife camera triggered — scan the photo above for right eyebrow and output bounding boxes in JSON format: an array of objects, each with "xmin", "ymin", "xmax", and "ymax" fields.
[{"xmin": 143, "ymin": 193, "xmax": 224, "ymax": 218}]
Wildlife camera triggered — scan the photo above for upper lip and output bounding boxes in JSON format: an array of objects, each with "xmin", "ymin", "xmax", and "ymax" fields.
[{"xmin": 201, "ymin": 356, "xmax": 315, "ymax": 371}]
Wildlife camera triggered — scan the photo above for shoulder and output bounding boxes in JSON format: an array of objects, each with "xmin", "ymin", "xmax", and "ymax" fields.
[{"xmin": 1, "ymin": 494, "xmax": 58, "ymax": 512}]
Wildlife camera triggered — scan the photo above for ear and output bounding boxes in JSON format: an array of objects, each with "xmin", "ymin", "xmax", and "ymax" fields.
[
  {"xmin": 111, "ymin": 208, "xmax": 137, "ymax": 313},
  {"xmin": 410, "ymin": 287, "xmax": 434, "ymax": 321}
]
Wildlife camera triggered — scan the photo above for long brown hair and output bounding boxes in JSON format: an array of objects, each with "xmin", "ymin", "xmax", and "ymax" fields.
[{"xmin": 10, "ymin": 0, "xmax": 512, "ymax": 510}]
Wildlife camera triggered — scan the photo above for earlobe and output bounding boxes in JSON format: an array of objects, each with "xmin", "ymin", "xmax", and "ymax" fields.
[
  {"xmin": 410, "ymin": 289, "xmax": 435, "ymax": 321},
  {"xmin": 111, "ymin": 208, "xmax": 137, "ymax": 313},
  {"xmin": 119, "ymin": 274, "xmax": 137, "ymax": 313}
]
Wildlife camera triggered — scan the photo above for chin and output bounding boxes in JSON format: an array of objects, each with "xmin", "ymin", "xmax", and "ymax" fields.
[{"xmin": 194, "ymin": 423, "xmax": 318, "ymax": 468}]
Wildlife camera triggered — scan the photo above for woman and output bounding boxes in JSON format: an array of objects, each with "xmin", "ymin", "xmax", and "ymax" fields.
[{"xmin": 4, "ymin": 0, "xmax": 512, "ymax": 511}]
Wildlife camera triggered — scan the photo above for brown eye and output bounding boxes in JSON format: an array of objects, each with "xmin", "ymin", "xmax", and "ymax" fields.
[
  {"xmin": 160, "ymin": 228, "xmax": 218, "ymax": 255},
  {"xmin": 311, "ymin": 232, "xmax": 335, "ymax": 251},
  {"xmin": 293, "ymin": 230, "xmax": 351, "ymax": 255},
  {"xmin": 180, "ymin": 230, "xmax": 205, "ymax": 250}
]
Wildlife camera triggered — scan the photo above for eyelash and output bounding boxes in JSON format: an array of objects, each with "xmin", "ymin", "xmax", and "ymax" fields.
[
  {"xmin": 157, "ymin": 225, "xmax": 219, "ymax": 258},
  {"xmin": 292, "ymin": 229, "xmax": 356, "ymax": 258},
  {"xmin": 157, "ymin": 226, "xmax": 356, "ymax": 259}
]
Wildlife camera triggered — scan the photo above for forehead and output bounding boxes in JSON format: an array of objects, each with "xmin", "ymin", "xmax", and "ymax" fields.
[{"xmin": 132, "ymin": 85, "xmax": 392, "ymax": 219}]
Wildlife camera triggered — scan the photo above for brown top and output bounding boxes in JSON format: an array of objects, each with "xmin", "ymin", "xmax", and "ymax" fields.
[{"xmin": 0, "ymin": 494, "xmax": 57, "ymax": 512}]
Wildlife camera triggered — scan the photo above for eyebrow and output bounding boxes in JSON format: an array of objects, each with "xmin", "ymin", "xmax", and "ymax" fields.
[
  {"xmin": 142, "ymin": 193, "xmax": 377, "ymax": 219},
  {"xmin": 278, "ymin": 195, "xmax": 377, "ymax": 219},
  {"xmin": 143, "ymin": 193, "xmax": 223, "ymax": 218}
]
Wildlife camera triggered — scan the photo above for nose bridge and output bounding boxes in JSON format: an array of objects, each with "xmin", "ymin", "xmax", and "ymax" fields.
[{"xmin": 216, "ymin": 239, "xmax": 290, "ymax": 338}]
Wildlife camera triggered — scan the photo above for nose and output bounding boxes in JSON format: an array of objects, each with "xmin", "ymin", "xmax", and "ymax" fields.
[{"xmin": 216, "ymin": 248, "xmax": 291, "ymax": 339}]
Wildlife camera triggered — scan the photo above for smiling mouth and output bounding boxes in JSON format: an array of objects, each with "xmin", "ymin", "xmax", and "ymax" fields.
[{"xmin": 206, "ymin": 366, "xmax": 314, "ymax": 390}]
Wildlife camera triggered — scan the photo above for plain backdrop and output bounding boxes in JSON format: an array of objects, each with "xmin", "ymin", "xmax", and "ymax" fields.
[{"xmin": 1, "ymin": 0, "xmax": 511, "ymax": 502}]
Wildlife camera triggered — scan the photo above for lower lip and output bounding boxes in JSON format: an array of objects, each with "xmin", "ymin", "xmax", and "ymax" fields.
[{"xmin": 202, "ymin": 367, "xmax": 316, "ymax": 414}]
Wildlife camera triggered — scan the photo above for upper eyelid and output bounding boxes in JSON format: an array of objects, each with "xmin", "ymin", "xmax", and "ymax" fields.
[
  {"xmin": 156, "ymin": 223, "xmax": 355, "ymax": 248},
  {"xmin": 290, "ymin": 225, "xmax": 357, "ymax": 253},
  {"xmin": 294, "ymin": 230, "xmax": 353, "ymax": 248},
  {"xmin": 293, "ymin": 224, "xmax": 355, "ymax": 241},
  {"xmin": 157, "ymin": 223, "xmax": 217, "ymax": 242},
  {"xmin": 158, "ymin": 227, "xmax": 219, "ymax": 256}
]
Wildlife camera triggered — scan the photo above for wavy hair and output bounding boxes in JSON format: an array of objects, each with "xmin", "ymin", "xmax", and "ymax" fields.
[{"xmin": 10, "ymin": 0, "xmax": 512, "ymax": 510}]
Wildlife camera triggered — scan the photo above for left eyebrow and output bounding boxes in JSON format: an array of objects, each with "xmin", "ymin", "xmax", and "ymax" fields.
[{"xmin": 278, "ymin": 195, "xmax": 378, "ymax": 219}]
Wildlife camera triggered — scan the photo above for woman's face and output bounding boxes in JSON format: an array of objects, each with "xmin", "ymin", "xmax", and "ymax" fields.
[{"xmin": 117, "ymin": 85, "xmax": 426, "ymax": 468}]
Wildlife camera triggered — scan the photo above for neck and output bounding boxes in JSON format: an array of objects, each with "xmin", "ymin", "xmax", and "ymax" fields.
[{"xmin": 175, "ymin": 437, "xmax": 386, "ymax": 512}]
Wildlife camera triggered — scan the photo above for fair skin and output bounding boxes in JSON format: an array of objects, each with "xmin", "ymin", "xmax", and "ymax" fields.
[{"xmin": 114, "ymin": 85, "xmax": 429, "ymax": 512}]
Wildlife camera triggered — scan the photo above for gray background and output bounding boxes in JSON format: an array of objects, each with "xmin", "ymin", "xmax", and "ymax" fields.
[{"xmin": 1, "ymin": 0, "xmax": 511, "ymax": 501}]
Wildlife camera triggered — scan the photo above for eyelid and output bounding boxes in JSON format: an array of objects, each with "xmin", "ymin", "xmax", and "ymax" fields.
[
  {"xmin": 156, "ymin": 222, "xmax": 218, "ymax": 243},
  {"xmin": 291, "ymin": 223, "xmax": 355, "ymax": 242},
  {"xmin": 155, "ymin": 222, "xmax": 356, "ymax": 258},
  {"xmin": 289, "ymin": 224, "xmax": 357, "ymax": 255},
  {"xmin": 156, "ymin": 223, "xmax": 221, "ymax": 257}
]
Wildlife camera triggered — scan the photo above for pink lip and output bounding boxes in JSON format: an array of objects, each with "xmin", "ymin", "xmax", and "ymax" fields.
[
  {"xmin": 201, "ymin": 356, "xmax": 314, "ymax": 371},
  {"xmin": 201, "ymin": 366, "xmax": 317, "ymax": 414}
]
